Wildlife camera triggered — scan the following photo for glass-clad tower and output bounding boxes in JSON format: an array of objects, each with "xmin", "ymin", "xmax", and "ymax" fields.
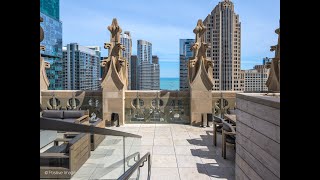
[
  {"xmin": 40, "ymin": 0, "xmax": 63, "ymax": 90},
  {"xmin": 179, "ymin": 39, "xmax": 195, "ymax": 91},
  {"xmin": 137, "ymin": 40, "xmax": 152, "ymax": 90},
  {"xmin": 120, "ymin": 31, "xmax": 132, "ymax": 90}
]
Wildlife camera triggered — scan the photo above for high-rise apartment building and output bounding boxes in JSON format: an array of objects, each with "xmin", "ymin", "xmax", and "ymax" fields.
[
  {"xmin": 62, "ymin": 43, "xmax": 101, "ymax": 90},
  {"xmin": 179, "ymin": 39, "xmax": 195, "ymax": 91},
  {"xmin": 130, "ymin": 55, "xmax": 138, "ymax": 90},
  {"xmin": 203, "ymin": 0, "xmax": 243, "ymax": 91},
  {"xmin": 151, "ymin": 56, "xmax": 160, "ymax": 90},
  {"xmin": 244, "ymin": 65, "xmax": 269, "ymax": 92},
  {"xmin": 121, "ymin": 31, "xmax": 132, "ymax": 90},
  {"xmin": 40, "ymin": 0, "xmax": 63, "ymax": 90},
  {"xmin": 136, "ymin": 40, "xmax": 160, "ymax": 90}
]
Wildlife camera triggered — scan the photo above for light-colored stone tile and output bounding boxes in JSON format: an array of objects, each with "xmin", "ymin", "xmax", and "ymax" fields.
[
  {"xmin": 140, "ymin": 124, "xmax": 156, "ymax": 127},
  {"xmin": 139, "ymin": 127, "xmax": 155, "ymax": 132},
  {"xmin": 152, "ymin": 155, "xmax": 177, "ymax": 167},
  {"xmin": 174, "ymin": 145, "xmax": 196, "ymax": 155},
  {"xmin": 154, "ymin": 138, "xmax": 173, "ymax": 146},
  {"xmin": 72, "ymin": 124, "xmax": 234, "ymax": 180},
  {"xmin": 129, "ymin": 145, "xmax": 153, "ymax": 156},
  {"xmin": 150, "ymin": 167, "xmax": 180, "ymax": 180},
  {"xmin": 72, "ymin": 166, "xmax": 96, "ymax": 179},
  {"xmin": 153, "ymin": 146, "xmax": 175, "ymax": 155},
  {"xmin": 201, "ymin": 155, "xmax": 235, "ymax": 168},
  {"xmin": 89, "ymin": 167, "xmax": 124, "ymax": 179},
  {"xmin": 132, "ymin": 137, "xmax": 154, "ymax": 146},
  {"xmin": 205, "ymin": 167, "xmax": 235, "ymax": 180},
  {"xmin": 173, "ymin": 139, "xmax": 194, "ymax": 146},
  {"xmin": 194, "ymin": 146, "xmax": 218, "ymax": 157},
  {"xmin": 155, "ymin": 134, "xmax": 173, "ymax": 139},
  {"xmin": 137, "ymin": 132, "xmax": 155, "ymax": 137},
  {"xmin": 155, "ymin": 124, "xmax": 171, "ymax": 127},
  {"xmin": 178, "ymin": 167, "xmax": 211, "ymax": 180},
  {"xmin": 123, "ymin": 124, "xmax": 141, "ymax": 127},
  {"xmin": 176, "ymin": 155, "xmax": 204, "ymax": 168}
]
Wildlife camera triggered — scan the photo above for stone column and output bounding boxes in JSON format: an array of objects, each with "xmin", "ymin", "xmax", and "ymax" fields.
[
  {"xmin": 101, "ymin": 19, "xmax": 128, "ymax": 126},
  {"xmin": 188, "ymin": 20, "xmax": 214, "ymax": 126}
]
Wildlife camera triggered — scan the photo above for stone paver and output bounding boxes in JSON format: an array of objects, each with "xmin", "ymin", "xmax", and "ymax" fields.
[{"xmin": 71, "ymin": 124, "xmax": 235, "ymax": 180}]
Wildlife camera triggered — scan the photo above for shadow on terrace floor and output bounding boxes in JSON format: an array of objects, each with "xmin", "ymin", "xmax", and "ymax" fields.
[{"xmin": 188, "ymin": 130, "xmax": 235, "ymax": 180}]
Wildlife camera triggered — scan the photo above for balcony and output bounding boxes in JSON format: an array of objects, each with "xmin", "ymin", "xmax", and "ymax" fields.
[{"xmin": 40, "ymin": 89, "xmax": 279, "ymax": 180}]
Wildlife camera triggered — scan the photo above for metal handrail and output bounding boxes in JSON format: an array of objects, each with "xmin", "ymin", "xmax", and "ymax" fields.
[
  {"xmin": 40, "ymin": 117, "xmax": 142, "ymax": 138},
  {"xmin": 118, "ymin": 152, "xmax": 151, "ymax": 180}
]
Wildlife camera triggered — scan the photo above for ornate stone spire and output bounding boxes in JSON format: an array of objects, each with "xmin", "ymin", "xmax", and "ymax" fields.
[
  {"xmin": 188, "ymin": 19, "xmax": 214, "ymax": 90},
  {"xmin": 266, "ymin": 22, "xmax": 280, "ymax": 92},
  {"xmin": 188, "ymin": 20, "xmax": 214, "ymax": 126},
  {"xmin": 101, "ymin": 18, "xmax": 128, "ymax": 90}
]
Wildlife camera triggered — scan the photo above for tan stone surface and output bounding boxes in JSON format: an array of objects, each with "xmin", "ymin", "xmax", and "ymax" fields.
[
  {"xmin": 187, "ymin": 20, "xmax": 214, "ymax": 126},
  {"xmin": 266, "ymin": 25, "xmax": 280, "ymax": 92},
  {"xmin": 100, "ymin": 19, "xmax": 128, "ymax": 125}
]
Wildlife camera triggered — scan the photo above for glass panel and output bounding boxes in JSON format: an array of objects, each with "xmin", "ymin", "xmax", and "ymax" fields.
[
  {"xmin": 125, "ymin": 136, "xmax": 142, "ymax": 179},
  {"xmin": 125, "ymin": 90, "xmax": 190, "ymax": 124},
  {"xmin": 40, "ymin": 130, "xmax": 131, "ymax": 179},
  {"xmin": 87, "ymin": 135, "xmax": 125, "ymax": 179},
  {"xmin": 40, "ymin": 131, "xmax": 95, "ymax": 179}
]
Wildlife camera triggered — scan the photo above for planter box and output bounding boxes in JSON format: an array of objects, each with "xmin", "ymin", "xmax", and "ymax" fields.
[{"xmin": 235, "ymin": 93, "xmax": 280, "ymax": 180}]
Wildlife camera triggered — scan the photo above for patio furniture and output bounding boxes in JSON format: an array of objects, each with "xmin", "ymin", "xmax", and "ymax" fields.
[
  {"xmin": 41, "ymin": 110, "xmax": 89, "ymax": 124},
  {"xmin": 213, "ymin": 115, "xmax": 224, "ymax": 146},
  {"xmin": 89, "ymin": 118, "xmax": 106, "ymax": 150},
  {"xmin": 64, "ymin": 118, "xmax": 105, "ymax": 151},
  {"xmin": 40, "ymin": 133, "xmax": 91, "ymax": 179},
  {"xmin": 224, "ymin": 114, "xmax": 236, "ymax": 125},
  {"xmin": 222, "ymin": 120, "xmax": 236, "ymax": 159}
]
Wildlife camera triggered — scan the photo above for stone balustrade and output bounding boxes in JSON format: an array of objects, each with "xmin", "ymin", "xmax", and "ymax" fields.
[{"xmin": 40, "ymin": 90, "xmax": 239, "ymax": 125}]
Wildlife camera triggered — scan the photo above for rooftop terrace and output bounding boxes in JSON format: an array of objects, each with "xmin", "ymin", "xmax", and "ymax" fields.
[{"xmin": 71, "ymin": 124, "xmax": 235, "ymax": 180}]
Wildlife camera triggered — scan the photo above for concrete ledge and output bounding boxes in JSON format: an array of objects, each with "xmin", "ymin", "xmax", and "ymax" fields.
[{"xmin": 236, "ymin": 93, "xmax": 280, "ymax": 109}]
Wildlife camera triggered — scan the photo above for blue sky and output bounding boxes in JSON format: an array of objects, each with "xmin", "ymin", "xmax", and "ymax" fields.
[{"xmin": 60, "ymin": 0, "xmax": 280, "ymax": 78}]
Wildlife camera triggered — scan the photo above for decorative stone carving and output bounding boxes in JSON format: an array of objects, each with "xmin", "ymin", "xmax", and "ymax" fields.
[
  {"xmin": 266, "ymin": 25, "xmax": 280, "ymax": 92},
  {"xmin": 188, "ymin": 19, "xmax": 214, "ymax": 90},
  {"xmin": 100, "ymin": 18, "xmax": 128, "ymax": 126},
  {"xmin": 188, "ymin": 19, "xmax": 214, "ymax": 126},
  {"xmin": 101, "ymin": 18, "xmax": 128, "ymax": 90}
]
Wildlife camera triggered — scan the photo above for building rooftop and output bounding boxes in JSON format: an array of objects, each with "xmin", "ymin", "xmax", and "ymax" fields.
[{"xmin": 71, "ymin": 124, "xmax": 235, "ymax": 180}]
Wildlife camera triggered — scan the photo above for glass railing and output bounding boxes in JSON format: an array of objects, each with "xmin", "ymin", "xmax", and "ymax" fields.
[
  {"xmin": 40, "ymin": 117, "xmax": 150, "ymax": 179},
  {"xmin": 124, "ymin": 90, "xmax": 190, "ymax": 124}
]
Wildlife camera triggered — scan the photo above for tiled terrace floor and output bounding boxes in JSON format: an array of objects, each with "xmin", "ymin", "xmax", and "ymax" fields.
[{"xmin": 72, "ymin": 124, "xmax": 235, "ymax": 180}]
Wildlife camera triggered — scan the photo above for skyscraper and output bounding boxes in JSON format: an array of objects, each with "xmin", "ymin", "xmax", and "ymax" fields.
[
  {"xmin": 137, "ymin": 40, "xmax": 152, "ymax": 90},
  {"xmin": 136, "ymin": 40, "xmax": 160, "ymax": 90},
  {"xmin": 151, "ymin": 56, "xmax": 160, "ymax": 90},
  {"xmin": 62, "ymin": 43, "xmax": 101, "ymax": 90},
  {"xmin": 179, "ymin": 39, "xmax": 195, "ymax": 91},
  {"xmin": 40, "ymin": 0, "xmax": 63, "ymax": 90},
  {"xmin": 244, "ymin": 65, "xmax": 269, "ymax": 92},
  {"xmin": 130, "ymin": 55, "xmax": 138, "ymax": 90},
  {"xmin": 121, "ymin": 31, "xmax": 132, "ymax": 90},
  {"xmin": 203, "ymin": 0, "xmax": 244, "ymax": 91}
]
